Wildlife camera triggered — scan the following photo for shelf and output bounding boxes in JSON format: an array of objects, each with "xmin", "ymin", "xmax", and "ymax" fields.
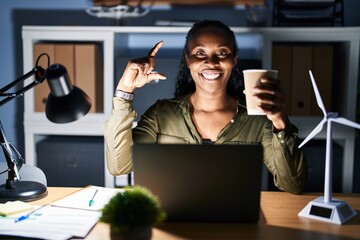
[{"xmin": 92, "ymin": 0, "xmax": 265, "ymax": 6}]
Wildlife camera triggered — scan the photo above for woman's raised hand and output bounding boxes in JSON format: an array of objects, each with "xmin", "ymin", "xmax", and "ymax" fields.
[{"xmin": 116, "ymin": 41, "xmax": 167, "ymax": 93}]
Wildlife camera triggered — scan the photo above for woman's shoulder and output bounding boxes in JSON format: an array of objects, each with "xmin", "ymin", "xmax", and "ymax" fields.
[{"xmin": 142, "ymin": 95, "xmax": 189, "ymax": 116}]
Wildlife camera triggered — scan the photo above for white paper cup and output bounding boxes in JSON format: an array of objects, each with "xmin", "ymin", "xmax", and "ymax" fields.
[{"xmin": 243, "ymin": 69, "xmax": 278, "ymax": 115}]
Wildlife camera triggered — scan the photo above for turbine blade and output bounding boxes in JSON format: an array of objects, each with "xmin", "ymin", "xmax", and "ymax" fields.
[
  {"xmin": 298, "ymin": 118, "xmax": 327, "ymax": 148},
  {"xmin": 332, "ymin": 117, "xmax": 360, "ymax": 130},
  {"xmin": 309, "ymin": 70, "xmax": 327, "ymax": 116}
]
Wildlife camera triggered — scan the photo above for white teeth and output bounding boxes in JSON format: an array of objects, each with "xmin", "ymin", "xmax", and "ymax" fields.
[{"xmin": 201, "ymin": 72, "xmax": 220, "ymax": 80}]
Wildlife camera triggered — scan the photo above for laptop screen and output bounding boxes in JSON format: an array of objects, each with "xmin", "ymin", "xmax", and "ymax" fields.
[{"xmin": 133, "ymin": 143, "xmax": 263, "ymax": 223}]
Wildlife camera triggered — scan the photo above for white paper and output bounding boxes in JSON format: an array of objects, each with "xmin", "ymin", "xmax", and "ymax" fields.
[
  {"xmin": 51, "ymin": 185, "xmax": 124, "ymax": 211},
  {"xmin": 0, "ymin": 205, "xmax": 100, "ymax": 240}
]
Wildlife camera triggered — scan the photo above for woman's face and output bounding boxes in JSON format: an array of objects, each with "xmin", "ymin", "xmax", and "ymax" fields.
[{"xmin": 185, "ymin": 27, "xmax": 237, "ymax": 95}]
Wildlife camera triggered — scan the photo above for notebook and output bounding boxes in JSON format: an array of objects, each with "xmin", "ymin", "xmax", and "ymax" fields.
[{"xmin": 132, "ymin": 143, "xmax": 263, "ymax": 223}]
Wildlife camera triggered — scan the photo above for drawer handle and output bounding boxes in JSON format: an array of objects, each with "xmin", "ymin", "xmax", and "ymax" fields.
[{"xmin": 64, "ymin": 158, "xmax": 78, "ymax": 168}]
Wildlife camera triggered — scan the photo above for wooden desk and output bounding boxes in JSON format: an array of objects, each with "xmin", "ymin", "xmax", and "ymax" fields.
[{"xmin": 31, "ymin": 188, "xmax": 360, "ymax": 240}]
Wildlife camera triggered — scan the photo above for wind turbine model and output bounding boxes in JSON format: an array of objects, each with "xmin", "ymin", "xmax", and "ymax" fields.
[{"xmin": 298, "ymin": 70, "xmax": 360, "ymax": 224}]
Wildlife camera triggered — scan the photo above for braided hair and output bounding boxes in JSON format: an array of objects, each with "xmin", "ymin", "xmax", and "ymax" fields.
[{"xmin": 174, "ymin": 20, "xmax": 244, "ymax": 100}]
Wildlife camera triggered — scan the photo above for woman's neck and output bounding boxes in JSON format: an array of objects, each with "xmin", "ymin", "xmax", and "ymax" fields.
[
  {"xmin": 189, "ymin": 91, "xmax": 237, "ymax": 141},
  {"xmin": 190, "ymin": 91, "xmax": 235, "ymax": 112}
]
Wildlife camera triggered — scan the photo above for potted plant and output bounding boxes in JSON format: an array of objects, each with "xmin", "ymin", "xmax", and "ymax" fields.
[{"xmin": 100, "ymin": 186, "xmax": 166, "ymax": 240}]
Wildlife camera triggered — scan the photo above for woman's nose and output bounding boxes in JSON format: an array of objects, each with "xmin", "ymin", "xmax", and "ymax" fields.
[{"xmin": 204, "ymin": 55, "xmax": 220, "ymax": 66}]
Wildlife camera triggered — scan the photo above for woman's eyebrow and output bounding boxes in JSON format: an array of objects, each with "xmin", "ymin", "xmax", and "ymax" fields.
[{"xmin": 192, "ymin": 44, "xmax": 231, "ymax": 49}]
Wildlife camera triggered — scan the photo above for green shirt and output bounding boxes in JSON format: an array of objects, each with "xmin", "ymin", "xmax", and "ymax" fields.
[{"xmin": 104, "ymin": 95, "xmax": 307, "ymax": 194}]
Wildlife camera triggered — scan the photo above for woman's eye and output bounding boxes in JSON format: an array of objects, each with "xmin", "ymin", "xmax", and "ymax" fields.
[
  {"xmin": 218, "ymin": 51, "xmax": 229, "ymax": 57},
  {"xmin": 195, "ymin": 51, "xmax": 206, "ymax": 57}
]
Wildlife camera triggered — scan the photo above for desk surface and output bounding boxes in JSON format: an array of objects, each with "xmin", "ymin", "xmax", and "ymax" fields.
[{"xmin": 31, "ymin": 187, "xmax": 360, "ymax": 240}]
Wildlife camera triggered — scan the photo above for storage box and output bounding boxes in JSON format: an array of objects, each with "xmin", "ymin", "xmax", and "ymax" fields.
[
  {"xmin": 36, "ymin": 136, "xmax": 105, "ymax": 187},
  {"xmin": 272, "ymin": 45, "xmax": 333, "ymax": 116},
  {"xmin": 33, "ymin": 43, "xmax": 55, "ymax": 112},
  {"xmin": 33, "ymin": 42, "xmax": 103, "ymax": 113},
  {"xmin": 75, "ymin": 44, "xmax": 103, "ymax": 113}
]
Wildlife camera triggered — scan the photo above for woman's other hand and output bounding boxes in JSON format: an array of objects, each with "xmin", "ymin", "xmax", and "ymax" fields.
[{"xmin": 253, "ymin": 77, "xmax": 287, "ymax": 131}]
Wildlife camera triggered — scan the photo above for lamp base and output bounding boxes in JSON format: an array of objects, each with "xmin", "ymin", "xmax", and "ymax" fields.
[
  {"xmin": 298, "ymin": 196, "xmax": 357, "ymax": 224},
  {"xmin": 0, "ymin": 181, "xmax": 47, "ymax": 203}
]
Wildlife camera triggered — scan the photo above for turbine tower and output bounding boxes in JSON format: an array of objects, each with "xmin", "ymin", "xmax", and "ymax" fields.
[{"xmin": 298, "ymin": 70, "xmax": 359, "ymax": 224}]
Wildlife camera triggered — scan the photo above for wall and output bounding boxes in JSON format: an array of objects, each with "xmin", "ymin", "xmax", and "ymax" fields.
[{"xmin": 0, "ymin": 0, "xmax": 360, "ymax": 190}]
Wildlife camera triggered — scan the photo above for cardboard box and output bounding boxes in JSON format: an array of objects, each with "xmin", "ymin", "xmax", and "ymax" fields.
[
  {"xmin": 33, "ymin": 43, "xmax": 55, "ymax": 112},
  {"xmin": 75, "ymin": 44, "xmax": 103, "ymax": 113},
  {"xmin": 33, "ymin": 43, "xmax": 103, "ymax": 113},
  {"xmin": 311, "ymin": 46, "xmax": 333, "ymax": 115},
  {"xmin": 272, "ymin": 45, "xmax": 334, "ymax": 116},
  {"xmin": 291, "ymin": 46, "xmax": 313, "ymax": 116},
  {"xmin": 54, "ymin": 44, "xmax": 75, "ymax": 84},
  {"xmin": 272, "ymin": 45, "xmax": 293, "ymax": 114}
]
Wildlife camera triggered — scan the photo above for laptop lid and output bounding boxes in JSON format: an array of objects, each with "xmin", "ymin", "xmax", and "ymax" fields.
[{"xmin": 132, "ymin": 143, "xmax": 263, "ymax": 223}]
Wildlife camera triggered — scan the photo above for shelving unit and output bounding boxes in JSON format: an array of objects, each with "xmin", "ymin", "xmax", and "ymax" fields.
[
  {"xmin": 262, "ymin": 27, "xmax": 359, "ymax": 193},
  {"xmin": 22, "ymin": 27, "xmax": 115, "ymax": 188},
  {"xmin": 22, "ymin": 26, "xmax": 360, "ymax": 191}
]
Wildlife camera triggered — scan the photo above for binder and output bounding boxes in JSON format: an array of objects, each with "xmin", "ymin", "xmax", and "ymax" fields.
[
  {"xmin": 33, "ymin": 43, "xmax": 103, "ymax": 113},
  {"xmin": 33, "ymin": 43, "xmax": 54, "ymax": 112},
  {"xmin": 272, "ymin": 45, "xmax": 293, "ymax": 114},
  {"xmin": 311, "ymin": 46, "xmax": 333, "ymax": 115},
  {"xmin": 291, "ymin": 46, "xmax": 313, "ymax": 116},
  {"xmin": 75, "ymin": 44, "xmax": 103, "ymax": 113}
]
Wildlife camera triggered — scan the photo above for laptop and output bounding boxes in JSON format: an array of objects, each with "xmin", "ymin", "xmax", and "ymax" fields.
[{"xmin": 132, "ymin": 143, "xmax": 263, "ymax": 223}]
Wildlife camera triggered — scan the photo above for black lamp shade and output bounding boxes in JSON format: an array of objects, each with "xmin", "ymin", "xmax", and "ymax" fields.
[{"xmin": 45, "ymin": 64, "xmax": 91, "ymax": 123}]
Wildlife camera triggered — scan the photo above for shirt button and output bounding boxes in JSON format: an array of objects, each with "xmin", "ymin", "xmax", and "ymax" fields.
[
  {"xmin": 277, "ymin": 133, "xmax": 282, "ymax": 138},
  {"xmin": 280, "ymin": 140, "xmax": 285, "ymax": 144},
  {"xmin": 230, "ymin": 119, "xmax": 234, "ymax": 123}
]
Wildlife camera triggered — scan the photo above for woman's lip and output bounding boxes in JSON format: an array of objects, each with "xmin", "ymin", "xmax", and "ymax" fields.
[
  {"xmin": 200, "ymin": 70, "xmax": 223, "ymax": 80},
  {"xmin": 200, "ymin": 72, "xmax": 222, "ymax": 80},
  {"xmin": 200, "ymin": 69, "xmax": 223, "ymax": 74}
]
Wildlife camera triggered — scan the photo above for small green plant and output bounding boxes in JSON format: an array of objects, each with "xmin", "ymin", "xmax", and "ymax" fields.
[{"xmin": 100, "ymin": 186, "xmax": 166, "ymax": 233}]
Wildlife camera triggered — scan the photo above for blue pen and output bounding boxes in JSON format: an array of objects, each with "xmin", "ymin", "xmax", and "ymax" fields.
[
  {"xmin": 15, "ymin": 205, "xmax": 47, "ymax": 223},
  {"xmin": 89, "ymin": 189, "xmax": 98, "ymax": 207}
]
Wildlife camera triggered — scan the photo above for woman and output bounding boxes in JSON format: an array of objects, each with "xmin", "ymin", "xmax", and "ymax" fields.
[{"xmin": 104, "ymin": 20, "xmax": 307, "ymax": 194}]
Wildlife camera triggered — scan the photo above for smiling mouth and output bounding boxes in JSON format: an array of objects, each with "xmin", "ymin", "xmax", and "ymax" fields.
[{"xmin": 200, "ymin": 71, "xmax": 222, "ymax": 80}]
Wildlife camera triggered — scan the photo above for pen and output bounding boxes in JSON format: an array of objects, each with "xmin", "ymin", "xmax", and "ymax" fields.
[
  {"xmin": 89, "ymin": 189, "xmax": 98, "ymax": 207},
  {"xmin": 15, "ymin": 205, "xmax": 47, "ymax": 223}
]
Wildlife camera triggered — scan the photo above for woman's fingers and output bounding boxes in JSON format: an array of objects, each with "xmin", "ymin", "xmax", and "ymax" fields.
[
  {"xmin": 118, "ymin": 41, "xmax": 166, "ymax": 91},
  {"xmin": 253, "ymin": 77, "xmax": 284, "ymax": 114},
  {"xmin": 131, "ymin": 41, "xmax": 164, "ymax": 75},
  {"xmin": 147, "ymin": 71, "xmax": 167, "ymax": 83},
  {"xmin": 147, "ymin": 41, "xmax": 164, "ymax": 73},
  {"xmin": 148, "ymin": 41, "xmax": 164, "ymax": 57}
]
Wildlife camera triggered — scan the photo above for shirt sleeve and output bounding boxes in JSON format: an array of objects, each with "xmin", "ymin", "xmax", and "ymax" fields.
[
  {"xmin": 103, "ymin": 97, "xmax": 136, "ymax": 176},
  {"xmin": 262, "ymin": 117, "xmax": 308, "ymax": 194}
]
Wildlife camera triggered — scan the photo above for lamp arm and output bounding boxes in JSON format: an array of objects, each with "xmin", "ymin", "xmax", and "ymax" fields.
[
  {"xmin": 0, "ymin": 120, "xmax": 22, "ymax": 189},
  {"xmin": 0, "ymin": 53, "xmax": 48, "ymax": 189},
  {"xmin": 0, "ymin": 66, "xmax": 45, "ymax": 107}
]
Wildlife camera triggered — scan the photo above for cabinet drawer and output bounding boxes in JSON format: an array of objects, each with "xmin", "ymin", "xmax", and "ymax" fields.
[{"xmin": 37, "ymin": 136, "xmax": 104, "ymax": 187}]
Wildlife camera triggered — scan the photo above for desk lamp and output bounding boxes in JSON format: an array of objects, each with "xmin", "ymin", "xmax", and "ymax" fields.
[
  {"xmin": 0, "ymin": 53, "xmax": 91, "ymax": 202},
  {"xmin": 298, "ymin": 71, "xmax": 359, "ymax": 224}
]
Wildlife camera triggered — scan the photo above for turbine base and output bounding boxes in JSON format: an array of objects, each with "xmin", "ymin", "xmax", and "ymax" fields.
[{"xmin": 298, "ymin": 196, "xmax": 357, "ymax": 224}]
